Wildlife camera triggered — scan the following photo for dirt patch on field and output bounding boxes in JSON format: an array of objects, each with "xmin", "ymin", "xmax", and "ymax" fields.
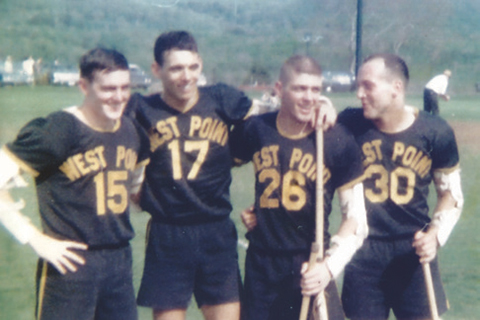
[{"xmin": 450, "ymin": 121, "xmax": 480, "ymax": 154}]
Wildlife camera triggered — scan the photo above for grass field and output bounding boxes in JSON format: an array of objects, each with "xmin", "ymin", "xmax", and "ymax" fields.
[{"xmin": 0, "ymin": 86, "xmax": 479, "ymax": 319}]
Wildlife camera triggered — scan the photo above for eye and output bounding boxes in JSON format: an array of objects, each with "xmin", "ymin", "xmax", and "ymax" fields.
[
  {"xmin": 189, "ymin": 64, "xmax": 200, "ymax": 71},
  {"xmin": 170, "ymin": 66, "xmax": 183, "ymax": 72},
  {"xmin": 101, "ymin": 86, "xmax": 116, "ymax": 92}
]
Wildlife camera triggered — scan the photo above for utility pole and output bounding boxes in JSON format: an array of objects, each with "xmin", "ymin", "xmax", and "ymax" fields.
[{"xmin": 355, "ymin": 0, "xmax": 363, "ymax": 76}]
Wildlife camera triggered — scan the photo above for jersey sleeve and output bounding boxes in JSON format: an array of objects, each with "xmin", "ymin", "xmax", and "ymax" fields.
[
  {"xmin": 131, "ymin": 117, "xmax": 151, "ymax": 168},
  {"xmin": 337, "ymin": 107, "xmax": 366, "ymax": 136},
  {"xmin": 230, "ymin": 117, "xmax": 256, "ymax": 165},
  {"xmin": 431, "ymin": 119, "xmax": 459, "ymax": 170},
  {"xmin": 5, "ymin": 113, "xmax": 73, "ymax": 176},
  {"xmin": 209, "ymin": 83, "xmax": 253, "ymax": 125},
  {"xmin": 327, "ymin": 124, "xmax": 364, "ymax": 190},
  {"xmin": 124, "ymin": 92, "xmax": 142, "ymax": 120}
]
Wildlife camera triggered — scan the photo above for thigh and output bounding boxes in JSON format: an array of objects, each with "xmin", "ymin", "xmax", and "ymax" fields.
[
  {"xmin": 243, "ymin": 249, "xmax": 304, "ymax": 320},
  {"xmin": 96, "ymin": 247, "xmax": 137, "ymax": 320},
  {"xmin": 323, "ymin": 281, "xmax": 345, "ymax": 320},
  {"xmin": 195, "ymin": 219, "xmax": 241, "ymax": 307},
  {"xmin": 388, "ymin": 252, "xmax": 447, "ymax": 319},
  {"xmin": 423, "ymin": 89, "xmax": 437, "ymax": 114},
  {"xmin": 36, "ymin": 259, "xmax": 97, "ymax": 320},
  {"xmin": 202, "ymin": 302, "xmax": 240, "ymax": 320},
  {"xmin": 137, "ymin": 223, "xmax": 197, "ymax": 310},
  {"xmin": 243, "ymin": 249, "xmax": 276, "ymax": 320},
  {"xmin": 342, "ymin": 239, "xmax": 391, "ymax": 320}
]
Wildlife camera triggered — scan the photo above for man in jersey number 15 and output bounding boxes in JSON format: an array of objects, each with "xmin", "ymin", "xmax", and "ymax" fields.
[{"xmin": 0, "ymin": 48, "xmax": 150, "ymax": 320}]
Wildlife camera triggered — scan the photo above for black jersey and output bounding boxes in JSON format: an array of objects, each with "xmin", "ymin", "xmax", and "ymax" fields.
[
  {"xmin": 338, "ymin": 107, "xmax": 459, "ymax": 239},
  {"xmin": 125, "ymin": 83, "xmax": 252, "ymax": 224},
  {"xmin": 5, "ymin": 111, "xmax": 150, "ymax": 247},
  {"xmin": 230, "ymin": 112, "xmax": 364, "ymax": 252}
]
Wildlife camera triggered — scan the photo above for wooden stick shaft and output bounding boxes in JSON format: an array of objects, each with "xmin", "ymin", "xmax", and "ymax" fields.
[
  {"xmin": 299, "ymin": 129, "xmax": 327, "ymax": 320},
  {"xmin": 299, "ymin": 243, "xmax": 319, "ymax": 320},
  {"xmin": 315, "ymin": 129, "xmax": 324, "ymax": 248},
  {"xmin": 423, "ymin": 263, "xmax": 440, "ymax": 320}
]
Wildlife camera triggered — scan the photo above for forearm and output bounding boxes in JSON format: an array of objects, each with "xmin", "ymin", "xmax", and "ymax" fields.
[
  {"xmin": 431, "ymin": 168, "xmax": 463, "ymax": 246},
  {"xmin": 0, "ymin": 190, "xmax": 37, "ymax": 244},
  {"xmin": 325, "ymin": 183, "xmax": 368, "ymax": 278},
  {"xmin": 0, "ymin": 150, "xmax": 38, "ymax": 244},
  {"xmin": 438, "ymin": 93, "xmax": 450, "ymax": 101}
]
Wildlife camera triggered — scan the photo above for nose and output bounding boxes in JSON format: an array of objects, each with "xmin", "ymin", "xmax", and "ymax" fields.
[
  {"xmin": 356, "ymin": 86, "xmax": 365, "ymax": 99},
  {"xmin": 181, "ymin": 68, "xmax": 192, "ymax": 82},
  {"xmin": 303, "ymin": 89, "xmax": 315, "ymax": 101},
  {"xmin": 113, "ymin": 87, "xmax": 128, "ymax": 102}
]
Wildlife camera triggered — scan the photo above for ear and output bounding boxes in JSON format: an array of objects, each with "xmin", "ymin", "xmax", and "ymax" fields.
[
  {"xmin": 197, "ymin": 55, "xmax": 203, "ymax": 72},
  {"xmin": 151, "ymin": 62, "xmax": 162, "ymax": 79},
  {"xmin": 392, "ymin": 79, "xmax": 404, "ymax": 98},
  {"xmin": 78, "ymin": 78, "xmax": 89, "ymax": 96},
  {"xmin": 274, "ymin": 81, "xmax": 283, "ymax": 98}
]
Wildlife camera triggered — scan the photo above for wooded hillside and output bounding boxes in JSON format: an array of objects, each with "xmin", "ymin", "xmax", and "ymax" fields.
[{"xmin": 1, "ymin": 0, "xmax": 478, "ymax": 93}]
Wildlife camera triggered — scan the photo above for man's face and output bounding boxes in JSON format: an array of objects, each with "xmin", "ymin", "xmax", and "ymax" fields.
[
  {"xmin": 154, "ymin": 49, "xmax": 202, "ymax": 106},
  {"xmin": 277, "ymin": 72, "xmax": 323, "ymax": 124},
  {"xmin": 81, "ymin": 69, "xmax": 131, "ymax": 122},
  {"xmin": 356, "ymin": 59, "xmax": 398, "ymax": 120}
]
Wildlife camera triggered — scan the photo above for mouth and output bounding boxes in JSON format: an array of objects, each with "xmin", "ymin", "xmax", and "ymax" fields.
[
  {"xmin": 178, "ymin": 82, "xmax": 195, "ymax": 94},
  {"xmin": 360, "ymin": 100, "xmax": 370, "ymax": 110},
  {"xmin": 298, "ymin": 104, "xmax": 313, "ymax": 115},
  {"xmin": 107, "ymin": 102, "xmax": 126, "ymax": 114}
]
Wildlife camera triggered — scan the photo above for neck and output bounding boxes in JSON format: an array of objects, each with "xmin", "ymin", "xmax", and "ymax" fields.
[
  {"xmin": 374, "ymin": 105, "xmax": 415, "ymax": 133},
  {"xmin": 162, "ymin": 90, "xmax": 199, "ymax": 113},
  {"xmin": 76, "ymin": 104, "xmax": 117, "ymax": 131},
  {"xmin": 277, "ymin": 108, "xmax": 314, "ymax": 138}
]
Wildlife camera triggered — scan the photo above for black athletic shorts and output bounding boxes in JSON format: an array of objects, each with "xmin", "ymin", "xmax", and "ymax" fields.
[
  {"xmin": 342, "ymin": 237, "xmax": 448, "ymax": 319},
  {"xmin": 243, "ymin": 247, "xmax": 345, "ymax": 320},
  {"xmin": 36, "ymin": 245, "xmax": 137, "ymax": 320},
  {"xmin": 137, "ymin": 218, "xmax": 241, "ymax": 310}
]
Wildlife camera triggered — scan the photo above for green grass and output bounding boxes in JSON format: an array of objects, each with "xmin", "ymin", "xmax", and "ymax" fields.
[{"xmin": 0, "ymin": 86, "xmax": 479, "ymax": 319}]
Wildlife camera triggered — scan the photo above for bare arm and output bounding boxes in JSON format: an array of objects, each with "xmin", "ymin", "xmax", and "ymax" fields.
[
  {"xmin": 438, "ymin": 93, "xmax": 450, "ymax": 101},
  {"xmin": 413, "ymin": 168, "xmax": 463, "ymax": 264},
  {"xmin": 241, "ymin": 205, "xmax": 257, "ymax": 232},
  {"xmin": 129, "ymin": 164, "xmax": 146, "ymax": 208},
  {"xmin": 311, "ymin": 96, "xmax": 337, "ymax": 131},
  {"xmin": 301, "ymin": 183, "xmax": 368, "ymax": 296},
  {"xmin": 0, "ymin": 150, "xmax": 87, "ymax": 274}
]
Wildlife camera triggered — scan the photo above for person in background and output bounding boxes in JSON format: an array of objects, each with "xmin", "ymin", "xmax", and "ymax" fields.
[
  {"xmin": 423, "ymin": 69, "xmax": 451, "ymax": 115},
  {"xmin": 4, "ymin": 55, "xmax": 13, "ymax": 74}
]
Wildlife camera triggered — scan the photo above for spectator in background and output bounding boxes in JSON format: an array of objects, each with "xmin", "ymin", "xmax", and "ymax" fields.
[
  {"xmin": 260, "ymin": 87, "xmax": 280, "ymax": 112},
  {"xmin": 34, "ymin": 57, "xmax": 44, "ymax": 85},
  {"xmin": 423, "ymin": 69, "xmax": 451, "ymax": 115},
  {"xmin": 23, "ymin": 56, "xmax": 35, "ymax": 85},
  {"xmin": 4, "ymin": 56, "xmax": 13, "ymax": 74},
  {"xmin": 23, "ymin": 56, "xmax": 35, "ymax": 76}
]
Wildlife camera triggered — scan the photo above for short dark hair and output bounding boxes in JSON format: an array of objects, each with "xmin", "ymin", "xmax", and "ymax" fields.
[
  {"xmin": 279, "ymin": 55, "xmax": 322, "ymax": 84},
  {"xmin": 79, "ymin": 48, "xmax": 129, "ymax": 82},
  {"xmin": 154, "ymin": 31, "xmax": 198, "ymax": 66},
  {"xmin": 363, "ymin": 53, "xmax": 409, "ymax": 86}
]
